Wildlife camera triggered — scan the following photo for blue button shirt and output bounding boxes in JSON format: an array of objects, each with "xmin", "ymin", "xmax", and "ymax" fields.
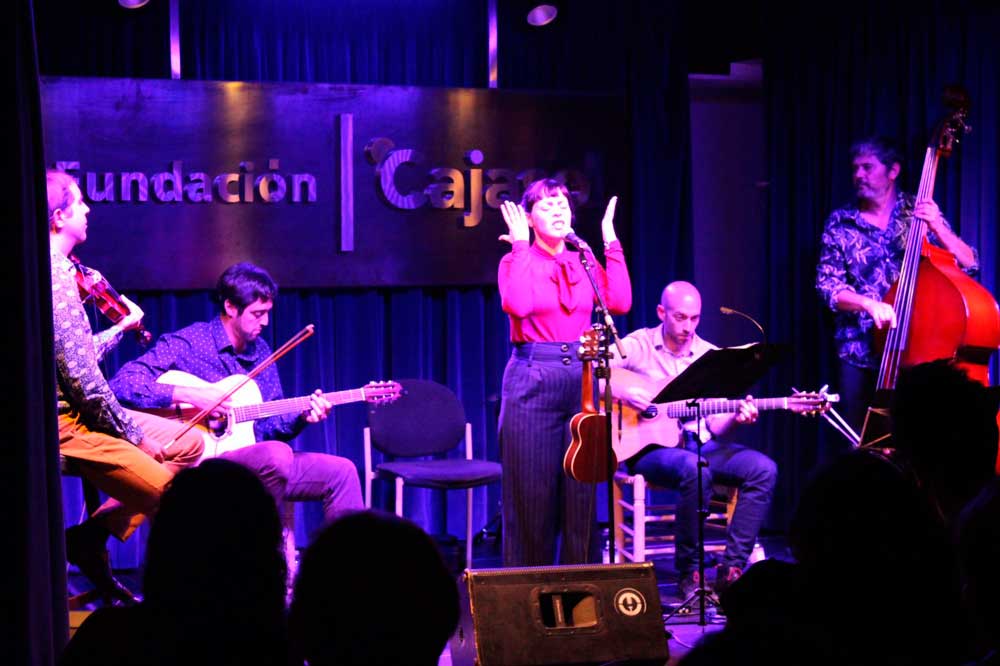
[{"xmin": 110, "ymin": 316, "xmax": 305, "ymax": 443}]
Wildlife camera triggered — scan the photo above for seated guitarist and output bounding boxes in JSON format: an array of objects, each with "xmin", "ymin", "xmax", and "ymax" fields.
[
  {"xmin": 611, "ymin": 281, "xmax": 776, "ymax": 599},
  {"xmin": 110, "ymin": 262, "xmax": 363, "ymax": 524}
]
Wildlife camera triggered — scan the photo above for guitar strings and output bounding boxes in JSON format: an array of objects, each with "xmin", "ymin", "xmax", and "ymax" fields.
[{"xmin": 163, "ymin": 324, "xmax": 315, "ymax": 450}]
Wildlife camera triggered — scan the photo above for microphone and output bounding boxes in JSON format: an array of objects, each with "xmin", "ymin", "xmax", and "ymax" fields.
[
  {"xmin": 563, "ymin": 231, "xmax": 590, "ymax": 249},
  {"xmin": 719, "ymin": 306, "xmax": 766, "ymax": 343}
]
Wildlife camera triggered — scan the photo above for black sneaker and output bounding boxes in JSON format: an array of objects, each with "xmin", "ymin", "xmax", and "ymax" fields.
[{"xmin": 678, "ymin": 570, "xmax": 710, "ymax": 599}]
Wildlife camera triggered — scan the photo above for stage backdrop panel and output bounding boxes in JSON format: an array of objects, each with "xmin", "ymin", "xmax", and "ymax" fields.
[{"xmin": 41, "ymin": 77, "xmax": 627, "ymax": 289}]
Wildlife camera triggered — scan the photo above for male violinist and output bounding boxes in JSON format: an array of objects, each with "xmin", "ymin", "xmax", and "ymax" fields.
[
  {"xmin": 47, "ymin": 170, "xmax": 205, "ymax": 605},
  {"xmin": 815, "ymin": 136, "xmax": 979, "ymax": 432}
]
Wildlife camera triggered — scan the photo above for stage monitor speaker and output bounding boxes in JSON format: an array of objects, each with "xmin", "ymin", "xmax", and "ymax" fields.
[{"xmin": 449, "ymin": 562, "xmax": 669, "ymax": 666}]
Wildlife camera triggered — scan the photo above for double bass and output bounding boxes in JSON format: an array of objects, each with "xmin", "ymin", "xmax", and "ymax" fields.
[{"xmin": 864, "ymin": 87, "xmax": 1000, "ymax": 469}]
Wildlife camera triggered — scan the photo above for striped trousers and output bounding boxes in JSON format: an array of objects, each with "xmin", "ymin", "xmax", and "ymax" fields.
[{"xmin": 500, "ymin": 342, "xmax": 599, "ymax": 566}]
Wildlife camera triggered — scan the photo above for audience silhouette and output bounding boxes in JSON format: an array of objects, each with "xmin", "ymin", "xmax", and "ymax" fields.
[
  {"xmin": 891, "ymin": 359, "xmax": 999, "ymax": 523},
  {"xmin": 60, "ymin": 459, "xmax": 288, "ymax": 666},
  {"xmin": 682, "ymin": 449, "xmax": 962, "ymax": 665},
  {"xmin": 957, "ymin": 477, "xmax": 1000, "ymax": 665},
  {"xmin": 289, "ymin": 510, "xmax": 459, "ymax": 666}
]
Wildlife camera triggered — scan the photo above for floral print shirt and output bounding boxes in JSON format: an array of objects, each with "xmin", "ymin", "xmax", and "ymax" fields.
[{"xmin": 816, "ymin": 192, "xmax": 978, "ymax": 369}]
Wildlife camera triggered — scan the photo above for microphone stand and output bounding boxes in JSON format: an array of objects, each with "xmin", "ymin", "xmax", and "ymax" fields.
[
  {"xmin": 662, "ymin": 307, "xmax": 764, "ymax": 625},
  {"xmin": 662, "ymin": 402, "xmax": 718, "ymax": 626},
  {"xmin": 572, "ymin": 239, "xmax": 625, "ymax": 563}
]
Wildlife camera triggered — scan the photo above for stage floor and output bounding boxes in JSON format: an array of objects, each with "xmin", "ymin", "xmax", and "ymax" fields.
[{"xmin": 69, "ymin": 533, "xmax": 792, "ymax": 665}]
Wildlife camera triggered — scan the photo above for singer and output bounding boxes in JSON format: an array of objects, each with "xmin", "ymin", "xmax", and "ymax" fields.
[
  {"xmin": 609, "ymin": 281, "xmax": 776, "ymax": 598},
  {"xmin": 497, "ymin": 178, "xmax": 631, "ymax": 566}
]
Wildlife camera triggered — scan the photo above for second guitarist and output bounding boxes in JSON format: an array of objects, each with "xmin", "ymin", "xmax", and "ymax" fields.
[
  {"xmin": 611, "ymin": 281, "xmax": 776, "ymax": 599},
  {"xmin": 111, "ymin": 262, "xmax": 364, "ymax": 523}
]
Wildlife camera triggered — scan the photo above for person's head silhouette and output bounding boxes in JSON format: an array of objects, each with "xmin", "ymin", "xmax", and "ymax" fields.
[{"xmin": 290, "ymin": 510, "xmax": 459, "ymax": 666}]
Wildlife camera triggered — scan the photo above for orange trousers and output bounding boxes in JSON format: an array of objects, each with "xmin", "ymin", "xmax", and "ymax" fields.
[{"xmin": 59, "ymin": 409, "xmax": 204, "ymax": 540}]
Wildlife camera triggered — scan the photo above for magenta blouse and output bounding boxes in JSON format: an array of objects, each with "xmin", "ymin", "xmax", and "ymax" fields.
[{"xmin": 498, "ymin": 240, "xmax": 632, "ymax": 343}]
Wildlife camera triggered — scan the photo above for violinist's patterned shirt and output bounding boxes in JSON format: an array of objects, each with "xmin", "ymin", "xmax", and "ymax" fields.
[
  {"xmin": 816, "ymin": 192, "xmax": 979, "ymax": 369},
  {"xmin": 51, "ymin": 247, "xmax": 143, "ymax": 444},
  {"xmin": 70, "ymin": 262, "xmax": 125, "ymax": 360}
]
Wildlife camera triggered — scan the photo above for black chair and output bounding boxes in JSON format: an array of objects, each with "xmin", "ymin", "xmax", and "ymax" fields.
[{"xmin": 364, "ymin": 379, "xmax": 501, "ymax": 568}]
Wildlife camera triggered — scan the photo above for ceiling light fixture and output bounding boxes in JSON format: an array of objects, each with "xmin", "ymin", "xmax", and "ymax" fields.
[{"xmin": 526, "ymin": 4, "xmax": 558, "ymax": 27}]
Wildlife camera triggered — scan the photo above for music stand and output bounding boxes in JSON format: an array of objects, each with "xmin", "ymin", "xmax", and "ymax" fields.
[
  {"xmin": 651, "ymin": 343, "xmax": 788, "ymax": 404},
  {"xmin": 656, "ymin": 342, "xmax": 786, "ymax": 626}
]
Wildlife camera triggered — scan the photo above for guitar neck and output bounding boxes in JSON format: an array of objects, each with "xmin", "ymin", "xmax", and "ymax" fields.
[
  {"xmin": 232, "ymin": 388, "xmax": 367, "ymax": 424},
  {"xmin": 662, "ymin": 396, "xmax": 793, "ymax": 420}
]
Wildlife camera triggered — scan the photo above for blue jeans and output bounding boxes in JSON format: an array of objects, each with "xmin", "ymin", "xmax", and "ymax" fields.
[
  {"xmin": 838, "ymin": 360, "xmax": 876, "ymax": 436},
  {"xmin": 628, "ymin": 436, "xmax": 777, "ymax": 574}
]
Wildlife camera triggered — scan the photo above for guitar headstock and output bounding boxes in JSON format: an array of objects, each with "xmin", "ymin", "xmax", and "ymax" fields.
[
  {"xmin": 578, "ymin": 325, "xmax": 603, "ymax": 362},
  {"xmin": 788, "ymin": 387, "xmax": 840, "ymax": 416},
  {"xmin": 365, "ymin": 380, "xmax": 403, "ymax": 404}
]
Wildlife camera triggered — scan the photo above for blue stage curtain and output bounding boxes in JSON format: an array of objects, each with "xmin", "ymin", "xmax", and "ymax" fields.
[
  {"xmin": 36, "ymin": 0, "xmax": 695, "ymax": 566},
  {"xmin": 498, "ymin": 2, "xmax": 695, "ymax": 319},
  {"xmin": 45, "ymin": 0, "xmax": 497, "ymax": 566},
  {"xmin": 180, "ymin": 0, "xmax": 487, "ymax": 86},
  {"xmin": 760, "ymin": 1, "xmax": 1000, "ymax": 527},
  {"xmin": 180, "ymin": 0, "xmax": 496, "ymax": 556},
  {"xmin": 14, "ymin": 0, "xmax": 69, "ymax": 662}
]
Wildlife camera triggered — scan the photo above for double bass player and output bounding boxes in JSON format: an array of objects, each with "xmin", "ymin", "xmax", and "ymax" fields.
[{"xmin": 815, "ymin": 135, "xmax": 980, "ymax": 433}]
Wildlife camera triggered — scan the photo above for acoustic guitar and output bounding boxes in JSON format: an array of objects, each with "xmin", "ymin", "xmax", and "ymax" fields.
[
  {"xmin": 149, "ymin": 370, "xmax": 401, "ymax": 460},
  {"xmin": 607, "ymin": 367, "xmax": 837, "ymax": 462}
]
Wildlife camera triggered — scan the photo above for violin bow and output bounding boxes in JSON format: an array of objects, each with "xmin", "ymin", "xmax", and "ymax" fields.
[{"xmin": 163, "ymin": 324, "xmax": 315, "ymax": 450}]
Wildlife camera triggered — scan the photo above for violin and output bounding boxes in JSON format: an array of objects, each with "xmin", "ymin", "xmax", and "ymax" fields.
[{"xmin": 69, "ymin": 254, "xmax": 152, "ymax": 346}]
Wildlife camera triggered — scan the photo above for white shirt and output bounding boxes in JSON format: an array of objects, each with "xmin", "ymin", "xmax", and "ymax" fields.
[{"xmin": 611, "ymin": 326, "xmax": 726, "ymax": 442}]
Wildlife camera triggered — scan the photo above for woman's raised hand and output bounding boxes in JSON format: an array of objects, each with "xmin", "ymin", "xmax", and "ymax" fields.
[
  {"xmin": 601, "ymin": 196, "xmax": 619, "ymax": 244},
  {"xmin": 499, "ymin": 200, "xmax": 531, "ymax": 245}
]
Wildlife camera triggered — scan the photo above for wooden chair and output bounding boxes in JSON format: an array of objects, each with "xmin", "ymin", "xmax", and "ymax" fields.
[{"xmin": 612, "ymin": 470, "xmax": 761, "ymax": 564}]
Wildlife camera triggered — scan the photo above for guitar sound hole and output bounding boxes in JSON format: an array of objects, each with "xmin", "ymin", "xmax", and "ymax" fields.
[{"xmin": 206, "ymin": 415, "xmax": 229, "ymax": 438}]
